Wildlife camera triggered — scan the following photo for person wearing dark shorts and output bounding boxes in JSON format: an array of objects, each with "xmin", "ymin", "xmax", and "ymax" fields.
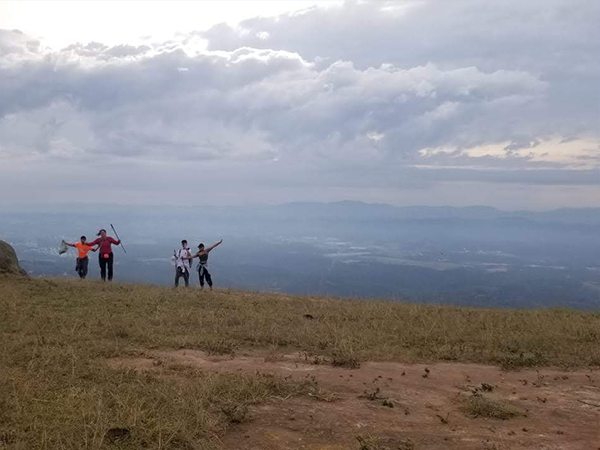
[
  {"xmin": 86, "ymin": 229, "xmax": 121, "ymax": 281},
  {"xmin": 64, "ymin": 236, "xmax": 97, "ymax": 279},
  {"xmin": 189, "ymin": 240, "xmax": 223, "ymax": 290}
]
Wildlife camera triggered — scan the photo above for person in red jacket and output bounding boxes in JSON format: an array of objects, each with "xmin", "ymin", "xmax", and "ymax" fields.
[{"xmin": 86, "ymin": 229, "xmax": 121, "ymax": 281}]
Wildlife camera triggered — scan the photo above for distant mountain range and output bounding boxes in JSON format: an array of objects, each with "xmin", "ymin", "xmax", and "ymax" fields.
[
  {"xmin": 276, "ymin": 202, "xmax": 600, "ymax": 223},
  {"xmin": 2, "ymin": 201, "xmax": 599, "ymax": 224}
]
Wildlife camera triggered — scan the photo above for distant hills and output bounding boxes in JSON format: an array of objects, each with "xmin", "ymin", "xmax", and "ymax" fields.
[
  {"xmin": 276, "ymin": 201, "xmax": 600, "ymax": 223},
  {"xmin": 2, "ymin": 200, "xmax": 599, "ymax": 224}
]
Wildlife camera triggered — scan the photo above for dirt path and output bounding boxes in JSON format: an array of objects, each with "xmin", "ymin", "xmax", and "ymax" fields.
[{"xmin": 108, "ymin": 351, "xmax": 600, "ymax": 450}]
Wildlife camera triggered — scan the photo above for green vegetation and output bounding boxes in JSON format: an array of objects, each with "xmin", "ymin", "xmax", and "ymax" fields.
[{"xmin": 1, "ymin": 276, "xmax": 599, "ymax": 448}]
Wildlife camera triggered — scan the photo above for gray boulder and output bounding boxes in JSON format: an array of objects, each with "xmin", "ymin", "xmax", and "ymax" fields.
[{"xmin": 0, "ymin": 240, "xmax": 27, "ymax": 276}]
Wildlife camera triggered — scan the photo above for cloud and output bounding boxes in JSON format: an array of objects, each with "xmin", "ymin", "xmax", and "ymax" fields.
[
  {"xmin": 0, "ymin": 42, "xmax": 551, "ymax": 166},
  {"xmin": 0, "ymin": 0, "xmax": 598, "ymax": 208},
  {"xmin": 202, "ymin": 0, "xmax": 600, "ymax": 138},
  {"xmin": 0, "ymin": 29, "xmax": 43, "ymax": 62},
  {"xmin": 61, "ymin": 42, "xmax": 152, "ymax": 60}
]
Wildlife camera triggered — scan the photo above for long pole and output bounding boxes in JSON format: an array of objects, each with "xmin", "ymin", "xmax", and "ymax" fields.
[{"xmin": 110, "ymin": 224, "xmax": 127, "ymax": 253}]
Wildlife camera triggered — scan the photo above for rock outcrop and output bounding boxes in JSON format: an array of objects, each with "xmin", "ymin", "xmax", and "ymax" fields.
[{"xmin": 0, "ymin": 240, "xmax": 27, "ymax": 276}]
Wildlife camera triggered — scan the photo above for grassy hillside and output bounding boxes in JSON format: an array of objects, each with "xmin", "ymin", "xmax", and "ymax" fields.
[{"xmin": 1, "ymin": 276, "xmax": 599, "ymax": 449}]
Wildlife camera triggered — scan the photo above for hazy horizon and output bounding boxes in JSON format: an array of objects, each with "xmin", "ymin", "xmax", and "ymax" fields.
[
  {"xmin": 1, "ymin": 200, "xmax": 599, "ymax": 214},
  {"xmin": 2, "ymin": 202, "xmax": 599, "ymax": 310}
]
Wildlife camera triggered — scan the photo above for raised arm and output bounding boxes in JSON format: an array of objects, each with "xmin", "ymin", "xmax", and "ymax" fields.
[
  {"xmin": 206, "ymin": 239, "xmax": 223, "ymax": 252},
  {"xmin": 64, "ymin": 241, "xmax": 76, "ymax": 247},
  {"xmin": 184, "ymin": 251, "xmax": 198, "ymax": 260}
]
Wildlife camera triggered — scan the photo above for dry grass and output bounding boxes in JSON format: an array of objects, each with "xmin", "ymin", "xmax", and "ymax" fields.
[
  {"xmin": 3, "ymin": 276, "xmax": 596, "ymax": 368},
  {"xmin": 460, "ymin": 393, "xmax": 522, "ymax": 420},
  {"xmin": 0, "ymin": 276, "xmax": 599, "ymax": 448},
  {"xmin": 308, "ymin": 388, "xmax": 341, "ymax": 403},
  {"xmin": 357, "ymin": 435, "xmax": 414, "ymax": 450},
  {"xmin": 330, "ymin": 346, "xmax": 362, "ymax": 368},
  {"xmin": 0, "ymin": 357, "xmax": 315, "ymax": 449}
]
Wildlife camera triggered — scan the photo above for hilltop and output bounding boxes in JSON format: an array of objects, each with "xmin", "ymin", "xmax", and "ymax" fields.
[{"xmin": 1, "ymin": 276, "xmax": 599, "ymax": 449}]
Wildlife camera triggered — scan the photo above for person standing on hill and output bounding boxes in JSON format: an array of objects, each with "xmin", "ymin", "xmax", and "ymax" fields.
[
  {"xmin": 86, "ymin": 229, "xmax": 121, "ymax": 281},
  {"xmin": 172, "ymin": 240, "xmax": 192, "ymax": 288},
  {"xmin": 64, "ymin": 236, "xmax": 97, "ymax": 279},
  {"xmin": 189, "ymin": 240, "xmax": 223, "ymax": 290}
]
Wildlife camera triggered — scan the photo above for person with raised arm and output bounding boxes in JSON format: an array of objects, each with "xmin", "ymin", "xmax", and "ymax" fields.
[
  {"xmin": 86, "ymin": 229, "xmax": 121, "ymax": 281},
  {"xmin": 189, "ymin": 239, "xmax": 223, "ymax": 290},
  {"xmin": 63, "ymin": 235, "xmax": 97, "ymax": 279}
]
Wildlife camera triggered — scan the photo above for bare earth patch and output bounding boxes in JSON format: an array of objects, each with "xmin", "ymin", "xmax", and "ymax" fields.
[{"xmin": 107, "ymin": 350, "xmax": 600, "ymax": 450}]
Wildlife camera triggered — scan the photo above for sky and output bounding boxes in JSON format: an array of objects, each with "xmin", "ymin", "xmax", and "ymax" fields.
[{"xmin": 0, "ymin": 0, "xmax": 598, "ymax": 210}]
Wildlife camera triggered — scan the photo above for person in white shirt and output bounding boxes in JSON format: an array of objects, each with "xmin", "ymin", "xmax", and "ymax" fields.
[{"xmin": 172, "ymin": 240, "xmax": 192, "ymax": 288}]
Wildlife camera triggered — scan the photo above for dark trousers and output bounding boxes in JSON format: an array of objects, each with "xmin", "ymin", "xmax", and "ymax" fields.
[
  {"xmin": 198, "ymin": 265, "xmax": 212, "ymax": 287},
  {"xmin": 99, "ymin": 253, "xmax": 114, "ymax": 281},
  {"xmin": 175, "ymin": 267, "xmax": 190, "ymax": 287},
  {"xmin": 76, "ymin": 257, "xmax": 89, "ymax": 279}
]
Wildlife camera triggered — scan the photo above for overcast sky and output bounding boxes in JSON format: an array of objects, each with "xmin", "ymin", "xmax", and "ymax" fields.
[{"xmin": 0, "ymin": 0, "xmax": 598, "ymax": 210}]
